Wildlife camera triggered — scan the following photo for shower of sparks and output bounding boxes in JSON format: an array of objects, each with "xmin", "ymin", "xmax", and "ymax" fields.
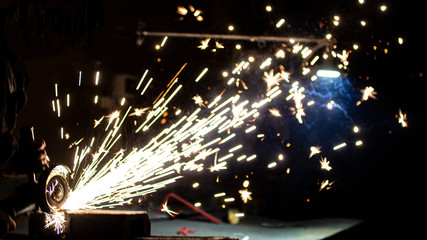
[
  {"xmin": 397, "ymin": 109, "xmax": 408, "ymax": 127},
  {"xmin": 51, "ymin": 1, "xmax": 409, "ymax": 215},
  {"xmin": 319, "ymin": 157, "xmax": 332, "ymax": 171},
  {"xmin": 44, "ymin": 212, "xmax": 66, "ymax": 235},
  {"xmin": 238, "ymin": 189, "xmax": 253, "ymax": 204},
  {"xmin": 60, "ymin": 54, "xmax": 284, "ymax": 210}
]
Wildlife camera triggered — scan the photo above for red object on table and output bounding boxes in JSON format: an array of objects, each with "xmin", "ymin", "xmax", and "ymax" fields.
[
  {"xmin": 158, "ymin": 193, "xmax": 221, "ymax": 224},
  {"xmin": 178, "ymin": 226, "xmax": 197, "ymax": 235}
]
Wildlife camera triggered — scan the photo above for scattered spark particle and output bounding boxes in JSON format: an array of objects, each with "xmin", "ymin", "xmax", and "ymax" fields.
[
  {"xmin": 192, "ymin": 95, "xmax": 205, "ymax": 107},
  {"xmin": 333, "ymin": 142, "xmax": 347, "ymax": 151},
  {"xmin": 192, "ymin": 182, "xmax": 199, "ymax": 188},
  {"xmin": 214, "ymin": 192, "xmax": 226, "ymax": 198},
  {"xmin": 247, "ymin": 155, "xmax": 256, "ymax": 161},
  {"xmin": 361, "ymin": 86, "xmax": 377, "ymax": 101},
  {"xmin": 243, "ymin": 180, "xmax": 249, "ymax": 188},
  {"xmin": 177, "ymin": 6, "xmax": 188, "ymax": 15},
  {"xmin": 198, "ymin": 38, "xmax": 210, "ymax": 50},
  {"xmin": 94, "ymin": 116, "xmax": 104, "ymax": 128},
  {"xmin": 120, "ymin": 97, "xmax": 126, "ymax": 106},
  {"xmin": 275, "ymin": 49, "xmax": 285, "ymax": 59},
  {"xmin": 269, "ymin": 108, "xmax": 282, "ymax": 117},
  {"xmin": 130, "ymin": 108, "xmax": 149, "ymax": 117},
  {"xmin": 161, "ymin": 202, "xmax": 179, "ymax": 217},
  {"xmin": 268, "ymin": 162, "xmax": 277, "ymax": 168},
  {"xmin": 224, "ymin": 197, "xmax": 235, "ymax": 202},
  {"xmin": 397, "ymin": 109, "xmax": 408, "ymax": 127},
  {"xmin": 319, "ymin": 179, "xmax": 335, "ymax": 191},
  {"xmin": 195, "ymin": 68, "xmax": 208, "ymax": 82},
  {"xmin": 228, "ymin": 25, "xmax": 234, "ymax": 31},
  {"xmin": 265, "ymin": 5, "xmax": 272, "ymax": 12},
  {"xmin": 263, "ymin": 70, "xmax": 283, "ymax": 91},
  {"xmin": 380, "ymin": 4, "xmax": 387, "ymax": 12},
  {"xmin": 355, "ymin": 140, "xmax": 363, "ymax": 146},
  {"xmin": 353, "ymin": 126, "xmax": 360, "ymax": 133},
  {"xmin": 215, "ymin": 41, "xmax": 224, "ymax": 49},
  {"xmin": 235, "ymin": 213, "xmax": 245, "ymax": 218},
  {"xmin": 279, "ymin": 65, "xmax": 291, "ymax": 82},
  {"xmin": 278, "ymin": 154, "xmax": 284, "ymax": 161},
  {"xmin": 238, "ymin": 189, "xmax": 253, "ymax": 204},
  {"xmin": 309, "ymin": 146, "xmax": 321, "ymax": 158},
  {"xmin": 229, "ymin": 144, "xmax": 243, "ymax": 153},
  {"xmin": 398, "ymin": 37, "xmax": 404, "ymax": 45},
  {"xmin": 259, "ymin": 58, "xmax": 272, "ymax": 69},
  {"xmin": 66, "ymin": 94, "xmax": 70, "ymax": 107},
  {"xmin": 194, "ymin": 202, "xmax": 201, "ymax": 207},
  {"xmin": 95, "ymin": 71, "xmax": 100, "ymax": 86},
  {"xmin": 327, "ymin": 100, "xmax": 335, "ymax": 109},
  {"xmin": 319, "ymin": 157, "xmax": 332, "ymax": 171},
  {"xmin": 160, "ymin": 36, "xmax": 168, "ymax": 47}
]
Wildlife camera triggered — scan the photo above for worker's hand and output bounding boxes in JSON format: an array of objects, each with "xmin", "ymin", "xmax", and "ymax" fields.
[
  {"xmin": 17, "ymin": 138, "xmax": 49, "ymax": 173},
  {"xmin": 0, "ymin": 209, "xmax": 16, "ymax": 237},
  {"xmin": 3, "ymin": 138, "xmax": 49, "ymax": 176}
]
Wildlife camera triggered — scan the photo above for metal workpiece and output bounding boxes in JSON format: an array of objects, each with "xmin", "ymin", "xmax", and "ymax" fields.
[{"xmin": 29, "ymin": 210, "xmax": 151, "ymax": 240}]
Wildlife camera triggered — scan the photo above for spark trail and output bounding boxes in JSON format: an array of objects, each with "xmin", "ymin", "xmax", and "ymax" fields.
[{"xmin": 62, "ymin": 60, "xmax": 282, "ymax": 210}]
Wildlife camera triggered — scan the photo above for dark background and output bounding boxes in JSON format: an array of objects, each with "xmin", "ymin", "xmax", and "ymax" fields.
[{"xmin": 1, "ymin": 0, "xmax": 424, "ymax": 232}]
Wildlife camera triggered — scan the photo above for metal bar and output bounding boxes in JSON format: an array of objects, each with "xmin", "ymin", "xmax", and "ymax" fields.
[{"xmin": 142, "ymin": 31, "xmax": 329, "ymax": 45}]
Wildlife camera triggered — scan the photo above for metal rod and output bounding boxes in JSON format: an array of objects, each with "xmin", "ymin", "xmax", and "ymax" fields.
[{"xmin": 142, "ymin": 31, "xmax": 330, "ymax": 45}]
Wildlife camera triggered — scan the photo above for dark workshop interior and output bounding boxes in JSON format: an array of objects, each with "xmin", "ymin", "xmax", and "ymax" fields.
[{"xmin": 0, "ymin": 0, "xmax": 423, "ymax": 239}]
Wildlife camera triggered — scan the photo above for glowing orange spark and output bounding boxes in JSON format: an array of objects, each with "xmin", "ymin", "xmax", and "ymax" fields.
[
  {"xmin": 130, "ymin": 107, "xmax": 149, "ymax": 117},
  {"xmin": 361, "ymin": 86, "xmax": 377, "ymax": 101},
  {"xmin": 319, "ymin": 157, "xmax": 332, "ymax": 171},
  {"xmin": 192, "ymin": 95, "xmax": 205, "ymax": 107},
  {"xmin": 161, "ymin": 202, "xmax": 179, "ymax": 217},
  {"xmin": 238, "ymin": 189, "xmax": 253, "ymax": 204},
  {"xmin": 319, "ymin": 179, "xmax": 335, "ymax": 191},
  {"xmin": 279, "ymin": 65, "xmax": 291, "ymax": 82},
  {"xmin": 198, "ymin": 38, "xmax": 210, "ymax": 50},
  {"xmin": 309, "ymin": 146, "xmax": 321, "ymax": 158},
  {"xmin": 397, "ymin": 109, "xmax": 408, "ymax": 127},
  {"xmin": 263, "ymin": 69, "xmax": 284, "ymax": 91},
  {"xmin": 94, "ymin": 116, "xmax": 104, "ymax": 128}
]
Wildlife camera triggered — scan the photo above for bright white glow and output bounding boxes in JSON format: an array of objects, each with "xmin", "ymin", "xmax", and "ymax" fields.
[
  {"xmin": 276, "ymin": 19, "xmax": 285, "ymax": 28},
  {"xmin": 316, "ymin": 70, "xmax": 340, "ymax": 78},
  {"xmin": 95, "ymin": 71, "xmax": 100, "ymax": 85}
]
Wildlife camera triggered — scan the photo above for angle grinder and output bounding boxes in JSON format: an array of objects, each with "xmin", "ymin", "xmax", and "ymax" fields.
[{"xmin": 0, "ymin": 127, "xmax": 71, "ymax": 218}]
